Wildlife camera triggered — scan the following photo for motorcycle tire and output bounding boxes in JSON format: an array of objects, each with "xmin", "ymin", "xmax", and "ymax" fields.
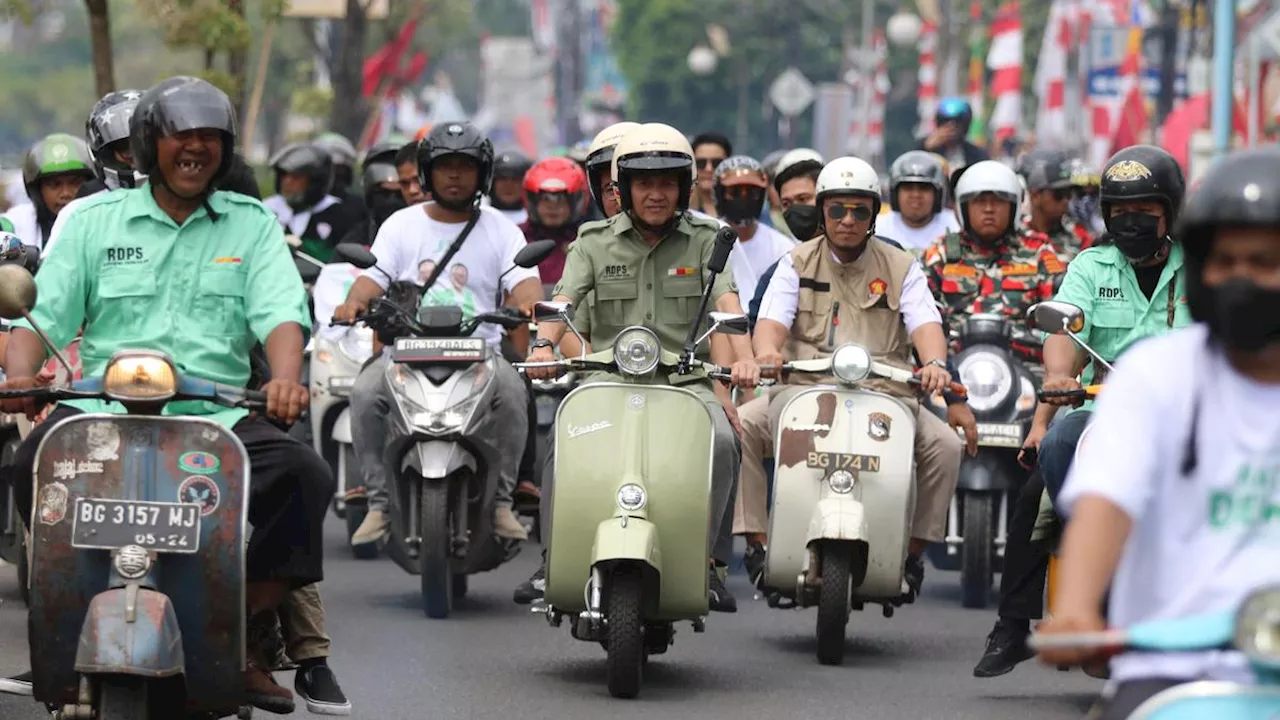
[
  {"xmin": 420, "ymin": 482, "xmax": 454, "ymax": 619},
  {"xmin": 96, "ymin": 675, "xmax": 150, "ymax": 719},
  {"xmin": 17, "ymin": 532, "xmax": 28, "ymax": 608},
  {"xmin": 960, "ymin": 493, "xmax": 996, "ymax": 610},
  {"xmin": 605, "ymin": 567, "xmax": 644, "ymax": 699},
  {"xmin": 816, "ymin": 542, "xmax": 854, "ymax": 666}
]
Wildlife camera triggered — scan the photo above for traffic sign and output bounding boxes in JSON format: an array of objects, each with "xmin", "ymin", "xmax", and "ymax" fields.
[{"xmin": 770, "ymin": 67, "xmax": 816, "ymax": 117}]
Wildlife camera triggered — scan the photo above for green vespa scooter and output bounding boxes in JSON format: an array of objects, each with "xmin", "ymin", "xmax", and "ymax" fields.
[{"xmin": 516, "ymin": 229, "xmax": 746, "ymax": 699}]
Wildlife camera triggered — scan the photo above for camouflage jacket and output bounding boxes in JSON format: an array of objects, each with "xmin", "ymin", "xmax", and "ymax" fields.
[
  {"xmin": 922, "ymin": 231, "xmax": 1067, "ymax": 336},
  {"xmin": 1017, "ymin": 213, "xmax": 1094, "ymax": 262}
]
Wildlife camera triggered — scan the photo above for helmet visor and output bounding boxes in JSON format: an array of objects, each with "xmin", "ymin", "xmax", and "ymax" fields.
[
  {"xmin": 618, "ymin": 151, "xmax": 691, "ymax": 173},
  {"xmin": 152, "ymin": 99, "xmax": 237, "ymax": 139}
]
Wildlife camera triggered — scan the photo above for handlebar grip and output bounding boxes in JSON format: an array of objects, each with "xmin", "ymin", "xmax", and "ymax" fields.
[
  {"xmin": 239, "ymin": 390, "xmax": 268, "ymax": 410},
  {"xmin": 330, "ymin": 317, "xmax": 361, "ymax": 327},
  {"xmin": 1037, "ymin": 389, "xmax": 1087, "ymax": 401},
  {"xmin": 946, "ymin": 381, "xmax": 968, "ymax": 399}
]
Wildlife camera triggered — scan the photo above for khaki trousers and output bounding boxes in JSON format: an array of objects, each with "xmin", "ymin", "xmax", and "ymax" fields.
[
  {"xmin": 280, "ymin": 583, "xmax": 331, "ymax": 662},
  {"xmin": 733, "ymin": 385, "xmax": 962, "ymax": 542}
]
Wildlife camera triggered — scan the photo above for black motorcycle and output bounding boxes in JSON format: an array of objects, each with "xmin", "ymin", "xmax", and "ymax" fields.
[{"xmin": 926, "ymin": 313, "xmax": 1042, "ymax": 609}]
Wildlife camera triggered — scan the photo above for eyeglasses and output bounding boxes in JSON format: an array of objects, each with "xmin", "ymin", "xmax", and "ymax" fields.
[
  {"xmin": 696, "ymin": 157, "xmax": 724, "ymax": 170},
  {"xmin": 826, "ymin": 203, "xmax": 874, "ymax": 222}
]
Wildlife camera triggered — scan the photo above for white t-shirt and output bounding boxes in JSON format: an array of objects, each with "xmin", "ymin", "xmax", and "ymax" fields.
[
  {"xmin": 875, "ymin": 211, "xmax": 960, "ymax": 251},
  {"xmin": 1060, "ymin": 325, "xmax": 1280, "ymax": 686},
  {"xmin": 758, "ymin": 251, "xmax": 941, "ymax": 335},
  {"xmin": 0, "ymin": 202, "xmax": 40, "ymax": 250},
  {"xmin": 729, "ymin": 223, "xmax": 795, "ymax": 305},
  {"xmin": 362, "ymin": 203, "xmax": 539, "ymax": 347},
  {"xmin": 313, "ymin": 262, "xmax": 366, "ymax": 341},
  {"xmin": 263, "ymin": 194, "xmax": 341, "ymax": 238}
]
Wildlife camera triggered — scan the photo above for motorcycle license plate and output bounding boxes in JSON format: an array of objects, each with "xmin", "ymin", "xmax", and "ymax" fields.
[
  {"xmin": 392, "ymin": 337, "xmax": 485, "ymax": 364},
  {"xmin": 973, "ymin": 422, "xmax": 1023, "ymax": 448},
  {"xmin": 71, "ymin": 498, "xmax": 201, "ymax": 554},
  {"xmin": 329, "ymin": 376, "xmax": 355, "ymax": 390}
]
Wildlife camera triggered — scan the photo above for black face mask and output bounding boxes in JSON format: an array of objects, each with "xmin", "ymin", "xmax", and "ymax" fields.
[
  {"xmin": 722, "ymin": 197, "xmax": 763, "ymax": 225},
  {"xmin": 369, "ymin": 190, "xmax": 406, "ymax": 227},
  {"xmin": 783, "ymin": 204, "xmax": 822, "ymax": 240},
  {"xmin": 1203, "ymin": 277, "xmax": 1280, "ymax": 353},
  {"xmin": 1108, "ymin": 212, "xmax": 1165, "ymax": 262}
]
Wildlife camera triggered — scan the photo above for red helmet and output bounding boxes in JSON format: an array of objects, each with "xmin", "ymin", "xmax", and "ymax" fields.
[{"xmin": 523, "ymin": 157, "xmax": 588, "ymax": 228}]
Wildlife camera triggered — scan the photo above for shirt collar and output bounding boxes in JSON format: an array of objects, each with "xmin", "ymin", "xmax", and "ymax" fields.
[
  {"xmin": 125, "ymin": 183, "xmax": 229, "ymax": 227},
  {"xmin": 1094, "ymin": 240, "xmax": 1185, "ymax": 270},
  {"xmin": 611, "ymin": 210, "xmax": 695, "ymax": 240}
]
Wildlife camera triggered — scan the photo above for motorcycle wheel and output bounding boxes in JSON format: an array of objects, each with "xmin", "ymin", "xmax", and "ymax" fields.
[
  {"xmin": 97, "ymin": 675, "xmax": 150, "ymax": 719},
  {"xmin": 960, "ymin": 492, "xmax": 996, "ymax": 609},
  {"xmin": 420, "ymin": 482, "xmax": 454, "ymax": 619},
  {"xmin": 17, "ymin": 532, "xmax": 28, "ymax": 608},
  {"xmin": 605, "ymin": 568, "xmax": 644, "ymax": 699},
  {"xmin": 343, "ymin": 448, "xmax": 378, "ymax": 560},
  {"xmin": 816, "ymin": 542, "xmax": 853, "ymax": 666}
]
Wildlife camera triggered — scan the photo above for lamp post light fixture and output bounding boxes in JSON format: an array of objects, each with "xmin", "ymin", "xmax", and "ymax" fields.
[
  {"xmin": 886, "ymin": 10, "xmax": 924, "ymax": 48},
  {"xmin": 688, "ymin": 45, "xmax": 719, "ymax": 75}
]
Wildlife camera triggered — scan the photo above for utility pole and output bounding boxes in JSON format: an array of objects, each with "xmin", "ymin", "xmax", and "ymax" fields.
[{"xmin": 1155, "ymin": 0, "xmax": 1180, "ymax": 127}]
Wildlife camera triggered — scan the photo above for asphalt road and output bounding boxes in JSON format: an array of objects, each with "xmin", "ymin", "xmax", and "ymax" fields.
[{"xmin": 0, "ymin": 523, "xmax": 1099, "ymax": 719}]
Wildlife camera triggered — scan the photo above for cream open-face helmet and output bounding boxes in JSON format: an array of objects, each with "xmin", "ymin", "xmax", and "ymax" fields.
[
  {"xmin": 815, "ymin": 156, "xmax": 882, "ymax": 212},
  {"xmin": 610, "ymin": 122, "xmax": 696, "ymax": 213},
  {"xmin": 953, "ymin": 159, "xmax": 1022, "ymax": 235},
  {"xmin": 585, "ymin": 121, "xmax": 641, "ymax": 214}
]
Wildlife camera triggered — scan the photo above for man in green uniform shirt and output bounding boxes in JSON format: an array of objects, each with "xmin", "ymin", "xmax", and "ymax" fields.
[
  {"xmin": 0, "ymin": 77, "xmax": 333, "ymax": 712},
  {"xmin": 525, "ymin": 122, "xmax": 761, "ymax": 612}
]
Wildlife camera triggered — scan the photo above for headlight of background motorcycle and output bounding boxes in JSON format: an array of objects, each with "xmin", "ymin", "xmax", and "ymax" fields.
[
  {"xmin": 831, "ymin": 344, "xmax": 872, "ymax": 384},
  {"xmin": 387, "ymin": 358, "xmax": 493, "ymax": 433},
  {"xmin": 337, "ymin": 326, "xmax": 375, "ymax": 364},
  {"xmin": 104, "ymin": 353, "xmax": 177, "ymax": 402},
  {"xmin": 613, "ymin": 327, "xmax": 660, "ymax": 376},
  {"xmin": 1235, "ymin": 586, "xmax": 1280, "ymax": 668},
  {"xmin": 957, "ymin": 351, "xmax": 1014, "ymax": 412}
]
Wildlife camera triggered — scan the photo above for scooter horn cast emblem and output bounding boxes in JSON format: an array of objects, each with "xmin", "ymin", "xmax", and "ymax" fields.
[{"xmin": 867, "ymin": 412, "xmax": 892, "ymax": 441}]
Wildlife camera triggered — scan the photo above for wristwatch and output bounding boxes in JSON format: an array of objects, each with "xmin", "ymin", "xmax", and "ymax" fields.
[
  {"xmin": 925, "ymin": 359, "xmax": 947, "ymax": 370},
  {"xmin": 531, "ymin": 338, "xmax": 553, "ymax": 350}
]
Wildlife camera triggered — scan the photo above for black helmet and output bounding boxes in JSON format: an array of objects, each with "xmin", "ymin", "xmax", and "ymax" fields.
[
  {"xmin": 888, "ymin": 150, "xmax": 946, "ymax": 213},
  {"xmin": 312, "ymin": 132, "xmax": 357, "ymax": 189},
  {"xmin": 1100, "ymin": 145, "xmax": 1185, "ymax": 230},
  {"xmin": 362, "ymin": 139, "xmax": 402, "ymax": 173},
  {"xmin": 269, "ymin": 143, "xmax": 334, "ymax": 211},
  {"xmin": 1177, "ymin": 147, "xmax": 1280, "ymax": 324},
  {"xmin": 1018, "ymin": 149, "xmax": 1074, "ymax": 192},
  {"xmin": 417, "ymin": 122, "xmax": 494, "ymax": 210},
  {"xmin": 492, "ymin": 149, "xmax": 533, "ymax": 180},
  {"xmin": 130, "ymin": 77, "xmax": 237, "ymax": 190},
  {"xmin": 87, "ymin": 89, "xmax": 145, "ymax": 189}
]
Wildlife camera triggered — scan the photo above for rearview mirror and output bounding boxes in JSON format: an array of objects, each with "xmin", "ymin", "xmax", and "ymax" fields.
[
  {"xmin": 708, "ymin": 226, "xmax": 737, "ymax": 274},
  {"xmin": 707, "ymin": 311, "xmax": 749, "ymax": 336},
  {"xmin": 0, "ymin": 264, "xmax": 36, "ymax": 320},
  {"xmin": 1028, "ymin": 301, "xmax": 1085, "ymax": 335},
  {"xmin": 514, "ymin": 239, "xmax": 556, "ymax": 269},
  {"xmin": 533, "ymin": 301, "xmax": 573, "ymax": 323},
  {"xmin": 295, "ymin": 257, "xmax": 321, "ymax": 284},
  {"xmin": 334, "ymin": 243, "xmax": 378, "ymax": 269}
]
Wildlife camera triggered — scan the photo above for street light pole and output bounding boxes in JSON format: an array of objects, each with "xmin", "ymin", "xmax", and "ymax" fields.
[
  {"xmin": 858, "ymin": 0, "xmax": 874, "ymax": 157},
  {"xmin": 1210, "ymin": 0, "xmax": 1235, "ymax": 158}
]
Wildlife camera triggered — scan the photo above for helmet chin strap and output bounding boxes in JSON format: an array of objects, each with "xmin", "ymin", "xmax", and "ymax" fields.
[{"xmin": 1124, "ymin": 235, "xmax": 1172, "ymax": 266}]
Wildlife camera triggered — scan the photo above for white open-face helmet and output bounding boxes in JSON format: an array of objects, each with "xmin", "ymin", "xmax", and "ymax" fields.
[
  {"xmin": 585, "ymin": 121, "xmax": 641, "ymax": 212},
  {"xmin": 815, "ymin": 156, "xmax": 881, "ymax": 209},
  {"xmin": 611, "ymin": 122, "xmax": 696, "ymax": 214},
  {"xmin": 773, "ymin": 147, "xmax": 825, "ymax": 194},
  {"xmin": 953, "ymin": 160, "xmax": 1022, "ymax": 235}
]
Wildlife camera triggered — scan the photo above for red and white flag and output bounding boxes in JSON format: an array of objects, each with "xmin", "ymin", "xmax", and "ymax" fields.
[
  {"xmin": 917, "ymin": 21, "xmax": 939, "ymax": 137},
  {"xmin": 986, "ymin": 1, "xmax": 1023, "ymax": 143},
  {"xmin": 1033, "ymin": 0, "xmax": 1076, "ymax": 147}
]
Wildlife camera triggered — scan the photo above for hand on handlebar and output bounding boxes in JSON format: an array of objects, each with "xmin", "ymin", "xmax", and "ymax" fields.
[
  {"xmin": 1039, "ymin": 375, "xmax": 1084, "ymax": 407},
  {"xmin": 755, "ymin": 351, "xmax": 784, "ymax": 379},
  {"xmin": 0, "ymin": 376, "xmax": 45, "ymax": 418},
  {"xmin": 333, "ymin": 300, "xmax": 368, "ymax": 325},
  {"xmin": 915, "ymin": 364, "xmax": 952, "ymax": 396},
  {"xmin": 261, "ymin": 378, "xmax": 309, "ymax": 425},
  {"xmin": 729, "ymin": 359, "xmax": 761, "ymax": 389},
  {"xmin": 523, "ymin": 346, "xmax": 559, "ymax": 380}
]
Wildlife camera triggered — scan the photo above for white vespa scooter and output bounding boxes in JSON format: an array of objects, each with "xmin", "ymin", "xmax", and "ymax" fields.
[{"xmin": 761, "ymin": 343, "xmax": 967, "ymax": 665}]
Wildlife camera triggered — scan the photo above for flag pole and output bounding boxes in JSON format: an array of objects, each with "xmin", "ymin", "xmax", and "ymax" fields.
[
  {"xmin": 241, "ymin": 16, "xmax": 278, "ymax": 156},
  {"xmin": 356, "ymin": 0, "xmax": 431, "ymax": 150}
]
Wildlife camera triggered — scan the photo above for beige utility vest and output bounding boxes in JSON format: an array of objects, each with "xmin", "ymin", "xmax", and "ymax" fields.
[{"xmin": 786, "ymin": 235, "xmax": 917, "ymax": 398}]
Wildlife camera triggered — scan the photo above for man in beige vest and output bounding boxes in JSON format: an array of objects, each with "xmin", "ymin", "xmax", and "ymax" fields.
[{"xmin": 745, "ymin": 156, "xmax": 974, "ymax": 600}]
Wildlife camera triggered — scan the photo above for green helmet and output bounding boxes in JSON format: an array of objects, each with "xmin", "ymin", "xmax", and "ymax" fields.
[{"xmin": 22, "ymin": 133, "xmax": 95, "ymax": 201}]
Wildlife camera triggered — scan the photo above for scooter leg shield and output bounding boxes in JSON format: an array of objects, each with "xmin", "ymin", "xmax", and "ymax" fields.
[
  {"xmin": 332, "ymin": 407, "xmax": 353, "ymax": 444},
  {"xmin": 805, "ymin": 497, "xmax": 869, "ymax": 546},
  {"xmin": 592, "ymin": 517, "xmax": 661, "ymax": 571},
  {"xmin": 74, "ymin": 587, "xmax": 185, "ymax": 678}
]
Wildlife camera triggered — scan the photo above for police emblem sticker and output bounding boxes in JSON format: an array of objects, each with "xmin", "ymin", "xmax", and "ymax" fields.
[
  {"xmin": 178, "ymin": 476, "xmax": 221, "ymax": 516},
  {"xmin": 1104, "ymin": 160, "xmax": 1152, "ymax": 183},
  {"xmin": 38, "ymin": 482, "xmax": 69, "ymax": 525},
  {"xmin": 85, "ymin": 421, "xmax": 121, "ymax": 461},
  {"xmin": 628, "ymin": 393, "xmax": 646, "ymax": 410},
  {"xmin": 868, "ymin": 412, "xmax": 892, "ymax": 442},
  {"xmin": 178, "ymin": 451, "xmax": 220, "ymax": 475}
]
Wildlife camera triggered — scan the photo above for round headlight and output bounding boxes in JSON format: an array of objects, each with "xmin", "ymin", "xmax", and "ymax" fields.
[
  {"xmin": 1235, "ymin": 586, "xmax": 1280, "ymax": 667},
  {"xmin": 957, "ymin": 351, "xmax": 1014, "ymax": 412},
  {"xmin": 613, "ymin": 326, "xmax": 660, "ymax": 376},
  {"xmin": 617, "ymin": 483, "xmax": 647, "ymax": 511},
  {"xmin": 104, "ymin": 352, "xmax": 177, "ymax": 402},
  {"xmin": 828, "ymin": 470, "xmax": 856, "ymax": 494},
  {"xmin": 831, "ymin": 344, "xmax": 872, "ymax": 384}
]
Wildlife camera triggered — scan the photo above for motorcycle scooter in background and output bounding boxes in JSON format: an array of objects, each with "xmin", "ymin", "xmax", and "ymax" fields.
[
  {"xmin": 333, "ymin": 240, "xmax": 556, "ymax": 618},
  {"xmin": 925, "ymin": 314, "xmax": 1042, "ymax": 609}
]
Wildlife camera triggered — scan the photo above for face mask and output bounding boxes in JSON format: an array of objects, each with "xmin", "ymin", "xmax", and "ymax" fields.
[
  {"xmin": 1203, "ymin": 278, "xmax": 1280, "ymax": 353},
  {"xmin": 721, "ymin": 196, "xmax": 762, "ymax": 225},
  {"xmin": 1108, "ymin": 211, "xmax": 1164, "ymax": 262},
  {"xmin": 783, "ymin": 204, "xmax": 822, "ymax": 240},
  {"xmin": 369, "ymin": 191, "xmax": 406, "ymax": 226}
]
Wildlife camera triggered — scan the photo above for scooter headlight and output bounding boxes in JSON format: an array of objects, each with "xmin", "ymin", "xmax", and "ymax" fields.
[
  {"xmin": 337, "ymin": 327, "xmax": 374, "ymax": 364},
  {"xmin": 831, "ymin": 344, "xmax": 872, "ymax": 384},
  {"xmin": 616, "ymin": 483, "xmax": 647, "ymax": 511},
  {"xmin": 827, "ymin": 470, "xmax": 856, "ymax": 494},
  {"xmin": 957, "ymin": 351, "xmax": 1014, "ymax": 412},
  {"xmin": 1235, "ymin": 587, "xmax": 1280, "ymax": 667},
  {"xmin": 613, "ymin": 327, "xmax": 660, "ymax": 376},
  {"xmin": 103, "ymin": 351, "xmax": 177, "ymax": 402}
]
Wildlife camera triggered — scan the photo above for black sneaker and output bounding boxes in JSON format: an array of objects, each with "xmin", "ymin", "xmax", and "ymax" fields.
[
  {"xmin": 513, "ymin": 563, "xmax": 546, "ymax": 605},
  {"xmin": 295, "ymin": 664, "xmax": 351, "ymax": 716},
  {"xmin": 0, "ymin": 670, "xmax": 32, "ymax": 696},
  {"xmin": 903, "ymin": 553, "xmax": 925, "ymax": 602},
  {"xmin": 708, "ymin": 565, "xmax": 737, "ymax": 613},
  {"xmin": 743, "ymin": 541, "xmax": 767, "ymax": 588},
  {"xmin": 973, "ymin": 619, "xmax": 1035, "ymax": 678}
]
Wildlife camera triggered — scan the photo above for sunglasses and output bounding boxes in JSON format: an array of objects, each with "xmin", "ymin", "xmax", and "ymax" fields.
[
  {"xmin": 696, "ymin": 157, "xmax": 724, "ymax": 170},
  {"xmin": 826, "ymin": 203, "xmax": 874, "ymax": 222},
  {"xmin": 1051, "ymin": 188, "xmax": 1072, "ymax": 201}
]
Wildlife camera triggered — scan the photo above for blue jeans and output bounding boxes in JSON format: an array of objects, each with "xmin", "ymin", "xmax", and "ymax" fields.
[{"xmin": 1040, "ymin": 410, "xmax": 1092, "ymax": 510}]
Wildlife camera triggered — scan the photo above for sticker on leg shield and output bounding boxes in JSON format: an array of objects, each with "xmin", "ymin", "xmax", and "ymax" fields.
[
  {"xmin": 179, "ymin": 451, "xmax": 220, "ymax": 475},
  {"xmin": 38, "ymin": 482, "xmax": 69, "ymax": 525},
  {"xmin": 178, "ymin": 476, "xmax": 221, "ymax": 516}
]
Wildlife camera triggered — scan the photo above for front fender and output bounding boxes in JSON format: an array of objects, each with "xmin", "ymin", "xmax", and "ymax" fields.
[
  {"xmin": 75, "ymin": 588, "xmax": 185, "ymax": 678},
  {"xmin": 332, "ymin": 407, "xmax": 353, "ymax": 444},
  {"xmin": 805, "ymin": 497, "xmax": 868, "ymax": 545},
  {"xmin": 592, "ymin": 516, "xmax": 661, "ymax": 570},
  {"xmin": 957, "ymin": 451, "xmax": 1017, "ymax": 492},
  {"xmin": 399, "ymin": 440, "xmax": 476, "ymax": 480}
]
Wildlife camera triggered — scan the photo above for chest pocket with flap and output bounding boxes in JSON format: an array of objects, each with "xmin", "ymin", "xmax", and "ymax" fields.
[
  {"xmin": 660, "ymin": 275, "xmax": 703, "ymax": 326},
  {"xmin": 195, "ymin": 266, "xmax": 248, "ymax": 337},
  {"xmin": 96, "ymin": 269, "xmax": 157, "ymax": 333},
  {"xmin": 593, "ymin": 278, "xmax": 638, "ymax": 342}
]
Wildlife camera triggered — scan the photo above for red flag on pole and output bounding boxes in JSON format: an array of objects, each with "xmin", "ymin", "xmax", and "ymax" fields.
[{"xmin": 363, "ymin": 20, "xmax": 418, "ymax": 98}]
